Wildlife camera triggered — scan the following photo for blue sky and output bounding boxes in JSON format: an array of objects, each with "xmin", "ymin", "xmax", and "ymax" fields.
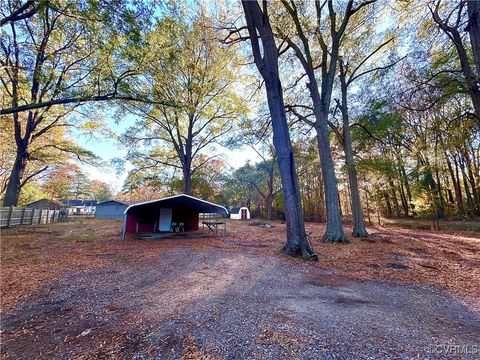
[
  {"xmin": 74, "ymin": 113, "xmax": 132, "ymax": 192},
  {"xmin": 75, "ymin": 111, "xmax": 259, "ymax": 193}
]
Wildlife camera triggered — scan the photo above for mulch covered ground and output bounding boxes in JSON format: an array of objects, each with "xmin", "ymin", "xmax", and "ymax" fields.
[{"xmin": 1, "ymin": 219, "xmax": 479, "ymax": 359}]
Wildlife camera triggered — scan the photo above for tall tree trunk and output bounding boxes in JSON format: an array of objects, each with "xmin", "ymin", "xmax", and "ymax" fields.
[
  {"xmin": 311, "ymin": 97, "xmax": 346, "ymax": 242},
  {"xmin": 241, "ymin": 0, "xmax": 316, "ymax": 260},
  {"xmin": 183, "ymin": 124, "xmax": 193, "ymax": 195},
  {"xmin": 462, "ymin": 149, "xmax": 480, "ymax": 213},
  {"xmin": 383, "ymin": 191, "xmax": 393, "ymax": 217},
  {"xmin": 265, "ymin": 77, "xmax": 316, "ymax": 258},
  {"xmin": 364, "ymin": 186, "xmax": 372, "ymax": 226},
  {"xmin": 459, "ymin": 156, "xmax": 475, "ymax": 215},
  {"xmin": 449, "ymin": 154, "xmax": 465, "ymax": 214},
  {"xmin": 338, "ymin": 66, "xmax": 368, "ymax": 237},
  {"xmin": 399, "ymin": 163, "xmax": 414, "ymax": 215},
  {"xmin": 388, "ymin": 177, "xmax": 401, "ymax": 217},
  {"xmin": 345, "ymin": 182, "xmax": 352, "ymax": 216},
  {"xmin": 467, "ymin": 0, "xmax": 480, "ymax": 76},
  {"xmin": 433, "ymin": 4, "xmax": 480, "ymax": 123},
  {"xmin": 314, "ymin": 132, "xmax": 345, "ymax": 241},
  {"xmin": 303, "ymin": 176, "xmax": 312, "ymax": 221},
  {"xmin": 425, "ymin": 167, "xmax": 445, "ymax": 219},
  {"xmin": 266, "ymin": 170, "xmax": 275, "ymax": 220},
  {"xmin": 435, "ymin": 168, "xmax": 446, "ymax": 217},
  {"xmin": 183, "ymin": 169, "xmax": 191, "ymax": 195},
  {"xmin": 337, "ymin": 189, "xmax": 343, "ymax": 217},
  {"xmin": 316, "ymin": 171, "xmax": 326, "ymax": 222},
  {"xmin": 266, "ymin": 193, "xmax": 273, "ymax": 220},
  {"xmin": 447, "ymin": 189, "xmax": 454, "ymax": 203},
  {"xmin": 3, "ymin": 144, "xmax": 28, "ymax": 206},
  {"xmin": 277, "ymin": 0, "xmax": 371, "ymax": 242},
  {"xmin": 399, "ymin": 178, "xmax": 409, "ymax": 217},
  {"xmin": 392, "ymin": 154, "xmax": 410, "ymax": 217},
  {"xmin": 3, "ymin": 21, "xmax": 24, "ymax": 207}
]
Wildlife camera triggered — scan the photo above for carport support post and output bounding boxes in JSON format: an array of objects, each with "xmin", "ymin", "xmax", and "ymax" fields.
[
  {"xmin": 224, "ymin": 214, "xmax": 227, "ymax": 236},
  {"xmin": 121, "ymin": 214, "xmax": 127, "ymax": 241}
]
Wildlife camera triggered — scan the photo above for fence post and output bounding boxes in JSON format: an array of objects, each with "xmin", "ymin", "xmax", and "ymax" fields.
[
  {"xmin": 7, "ymin": 206, "xmax": 14, "ymax": 227},
  {"xmin": 30, "ymin": 209, "xmax": 35, "ymax": 225},
  {"xmin": 21, "ymin": 207, "xmax": 26, "ymax": 225}
]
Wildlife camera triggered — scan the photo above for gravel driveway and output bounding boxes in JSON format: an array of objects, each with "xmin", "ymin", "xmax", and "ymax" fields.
[{"xmin": 2, "ymin": 242, "xmax": 479, "ymax": 359}]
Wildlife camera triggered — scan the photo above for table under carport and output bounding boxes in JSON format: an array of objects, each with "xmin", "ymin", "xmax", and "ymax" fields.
[{"xmin": 121, "ymin": 194, "xmax": 228, "ymax": 240}]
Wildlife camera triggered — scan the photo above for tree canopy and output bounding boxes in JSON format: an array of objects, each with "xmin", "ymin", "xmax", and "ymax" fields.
[{"xmin": 1, "ymin": 0, "xmax": 479, "ymax": 258}]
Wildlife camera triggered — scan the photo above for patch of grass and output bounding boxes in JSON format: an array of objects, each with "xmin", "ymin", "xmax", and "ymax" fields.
[
  {"xmin": 382, "ymin": 218, "xmax": 480, "ymax": 232},
  {"xmin": 60, "ymin": 233, "xmax": 96, "ymax": 243},
  {"xmin": 383, "ymin": 221, "xmax": 431, "ymax": 230},
  {"xmin": 464, "ymin": 223, "xmax": 480, "ymax": 232}
]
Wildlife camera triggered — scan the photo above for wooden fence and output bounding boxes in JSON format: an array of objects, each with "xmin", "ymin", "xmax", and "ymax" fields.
[{"xmin": 0, "ymin": 207, "xmax": 62, "ymax": 228}]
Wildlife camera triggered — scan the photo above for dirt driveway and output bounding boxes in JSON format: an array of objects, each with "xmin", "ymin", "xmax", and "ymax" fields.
[{"xmin": 1, "ymin": 220, "xmax": 479, "ymax": 359}]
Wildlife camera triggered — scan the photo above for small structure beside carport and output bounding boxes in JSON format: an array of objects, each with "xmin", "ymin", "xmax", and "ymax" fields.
[
  {"xmin": 95, "ymin": 200, "xmax": 131, "ymax": 219},
  {"xmin": 25, "ymin": 199, "xmax": 65, "ymax": 210},
  {"xmin": 121, "ymin": 194, "xmax": 228, "ymax": 240},
  {"xmin": 230, "ymin": 206, "xmax": 250, "ymax": 220}
]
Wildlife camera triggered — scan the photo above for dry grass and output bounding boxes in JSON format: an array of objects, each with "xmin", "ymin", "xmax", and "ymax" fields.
[
  {"xmin": 381, "ymin": 217, "xmax": 480, "ymax": 232},
  {"xmin": 1, "ymin": 220, "xmax": 157, "ymax": 313}
]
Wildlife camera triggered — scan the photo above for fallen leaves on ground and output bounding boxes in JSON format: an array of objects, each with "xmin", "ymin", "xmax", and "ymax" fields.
[
  {"xmin": 1, "ymin": 219, "xmax": 479, "ymax": 314},
  {"xmin": 1, "ymin": 219, "xmax": 479, "ymax": 359}
]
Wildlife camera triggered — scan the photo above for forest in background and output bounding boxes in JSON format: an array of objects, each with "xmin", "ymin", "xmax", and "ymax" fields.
[{"xmin": 1, "ymin": 1, "xmax": 479, "ymax": 250}]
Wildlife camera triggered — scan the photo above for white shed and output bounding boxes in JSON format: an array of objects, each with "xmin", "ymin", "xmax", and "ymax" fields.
[{"xmin": 230, "ymin": 207, "xmax": 250, "ymax": 220}]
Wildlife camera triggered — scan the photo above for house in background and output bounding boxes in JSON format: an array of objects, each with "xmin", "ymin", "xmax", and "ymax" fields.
[
  {"xmin": 95, "ymin": 200, "xmax": 131, "ymax": 219},
  {"xmin": 61, "ymin": 199, "xmax": 97, "ymax": 216},
  {"xmin": 25, "ymin": 199, "xmax": 65, "ymax": 210},
  {"xmin": 230, "ymin": 207, "xmax": 250, "ymax": 220}
]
